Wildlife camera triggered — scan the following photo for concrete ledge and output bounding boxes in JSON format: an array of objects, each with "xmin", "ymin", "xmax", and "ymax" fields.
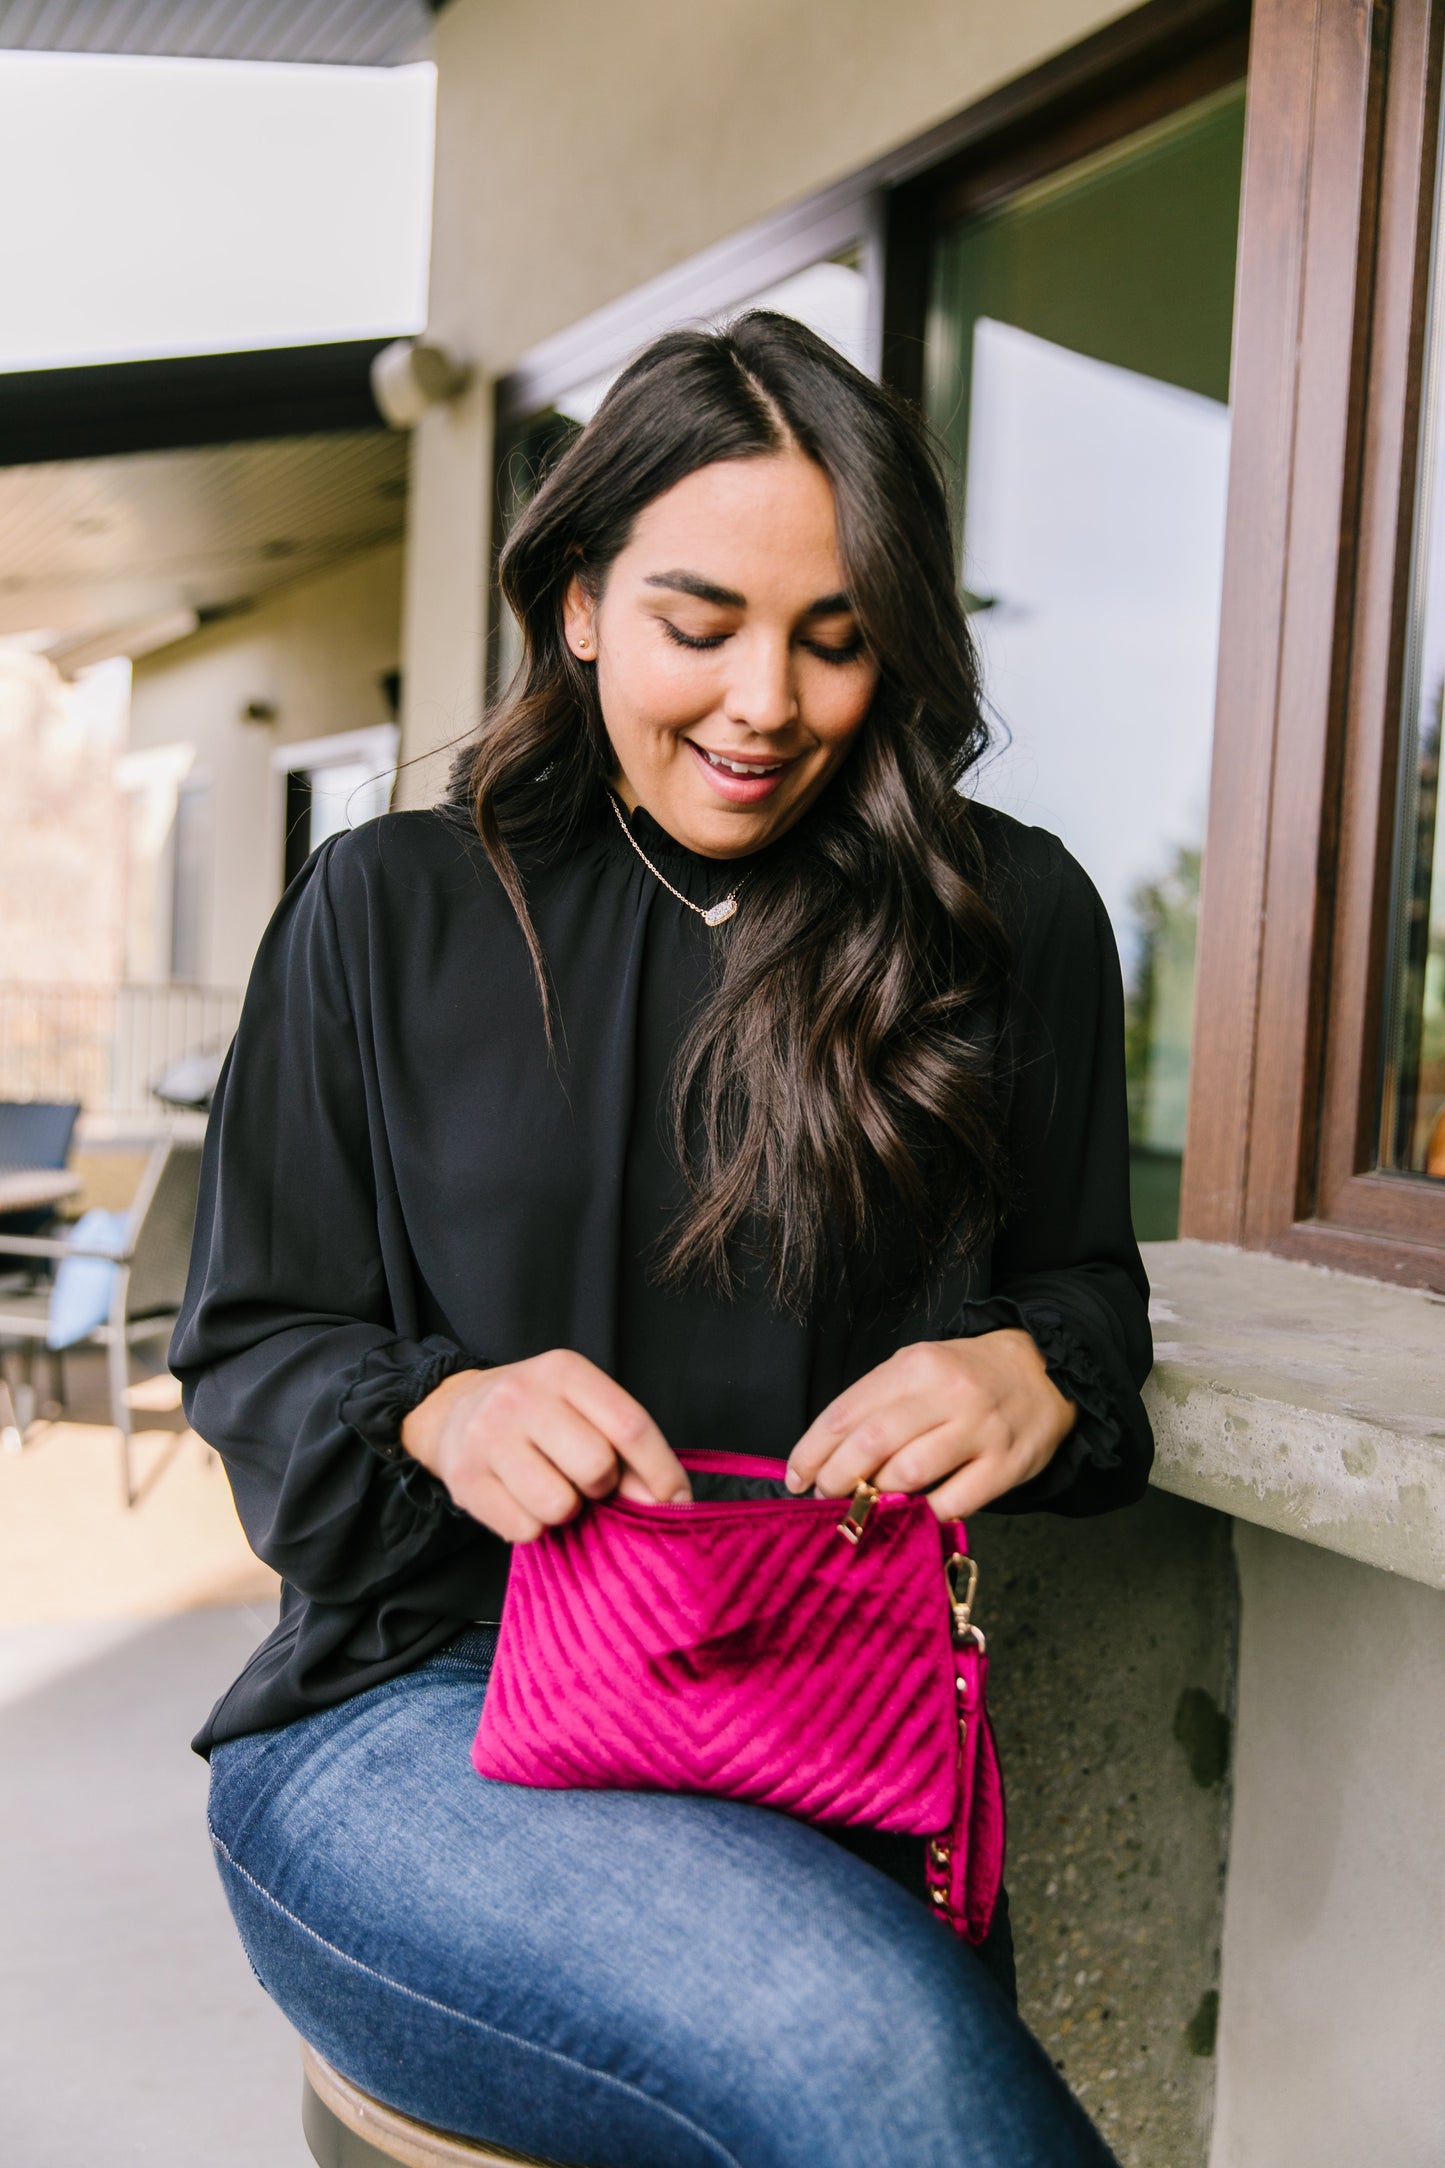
[{"xmin": 1140, "ymin": 1240, "xmax": 1445, "ymax": 1590}]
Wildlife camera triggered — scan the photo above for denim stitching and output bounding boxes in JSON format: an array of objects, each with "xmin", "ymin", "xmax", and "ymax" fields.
[{"xmin": 208, "ymin": 1822, "xmax": 741, "ymax": 2168}]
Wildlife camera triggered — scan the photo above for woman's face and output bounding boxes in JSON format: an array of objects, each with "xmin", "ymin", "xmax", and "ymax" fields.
[{"xmin": 562, "ymin": 452, "xmax": 880, "ymax": 858}]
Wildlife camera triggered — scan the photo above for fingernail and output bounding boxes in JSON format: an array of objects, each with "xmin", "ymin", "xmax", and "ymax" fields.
[{"xmin": 784, "ymin": 1465, "xmax": 803, "ymax": 1492}]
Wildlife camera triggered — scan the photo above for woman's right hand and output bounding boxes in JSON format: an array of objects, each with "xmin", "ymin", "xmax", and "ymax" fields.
[{"xmin": 399, "ymin": 1350, "xmax": 691, "ymax": 1542}]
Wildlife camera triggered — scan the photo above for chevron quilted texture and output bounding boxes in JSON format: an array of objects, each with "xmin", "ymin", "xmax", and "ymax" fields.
[{"xmin": 472, "ymin": 1490, "xmax": 963, "ymax": 1835}]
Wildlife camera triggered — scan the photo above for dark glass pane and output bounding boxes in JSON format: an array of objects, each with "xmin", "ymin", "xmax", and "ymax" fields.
[
  {"xmin": 1380, "ymin": 122, "xmax": 1445, "ymax": 1182},
  {"xmin": 283, "ymin": 770, "xmax": 312, "ymax": 890},
  {"xmin": 493, "ymin": 409, "xmax": 581, "ymax": 694},
  {"xmin": 923, "ymin": 84, "xmax": 1246, "ymax": 1239}
]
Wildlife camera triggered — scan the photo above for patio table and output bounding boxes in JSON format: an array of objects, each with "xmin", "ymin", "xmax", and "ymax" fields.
[
  {"xmin": 0, "ymin": 1168, "xmax": 81, "ymax": 1214},
  {"xmin": 0, "ymin": 1166, "xmax": 83, "ymax": 1447}
]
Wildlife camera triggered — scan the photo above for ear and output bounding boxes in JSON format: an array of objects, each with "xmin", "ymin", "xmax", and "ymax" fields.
[{"xmin": 561, "ymin": 574, "xmax": 598, "ymax": 661}]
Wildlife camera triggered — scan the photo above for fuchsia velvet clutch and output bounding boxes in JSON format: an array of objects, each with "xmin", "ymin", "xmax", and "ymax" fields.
[{"xmin": 471, "ymin": 1450, "xmax": 1005, "ymax": 1944}]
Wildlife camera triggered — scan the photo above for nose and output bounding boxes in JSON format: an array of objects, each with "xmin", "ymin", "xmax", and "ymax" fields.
[{"xmin": 720, "ymin": 630, "xmax": 799, "ymax": 737}]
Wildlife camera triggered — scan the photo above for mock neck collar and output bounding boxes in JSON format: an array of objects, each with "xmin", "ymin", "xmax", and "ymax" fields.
[{"xmin": 610, "ymin": 793, "xmax": 794, "ymax": 904}]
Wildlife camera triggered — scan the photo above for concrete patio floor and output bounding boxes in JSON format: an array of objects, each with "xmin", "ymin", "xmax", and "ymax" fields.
[
  {"xmin": 0, "ymin": 1603, "xmax": 312, "ymax": 2167},
  {"xmin": 0, "ymin": 1346, "xmax": 309, "ymax": 2165}
]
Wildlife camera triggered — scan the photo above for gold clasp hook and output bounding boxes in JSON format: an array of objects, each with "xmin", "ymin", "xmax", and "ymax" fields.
[{"xmin": 946, "ymin": 1552, "xmax": 986, "ymax": 1650}]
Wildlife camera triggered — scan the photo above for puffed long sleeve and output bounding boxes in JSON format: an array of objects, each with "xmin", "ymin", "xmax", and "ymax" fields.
[
  {"xmin": 171, "ymin": 839, "xmax": 482, "ymax": 1609},
  {"xmin": 964, "ymin": 818, "xmax": 1155, "ymax": 1516}
]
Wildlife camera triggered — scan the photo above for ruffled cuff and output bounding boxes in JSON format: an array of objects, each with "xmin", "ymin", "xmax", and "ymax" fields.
[
  {"xmin": 337, "ymin": 1334, "xmax": 478, "ymax": 1465},
  {"xmin": 948, "ymin": 1295, "xmax": 1123, "ymax": 1510}
]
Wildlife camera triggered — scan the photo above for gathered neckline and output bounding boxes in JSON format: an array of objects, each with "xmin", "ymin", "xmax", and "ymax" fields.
[{"xmin": 618, "ymin": 796, "xmax": 804, "ymax": 888}]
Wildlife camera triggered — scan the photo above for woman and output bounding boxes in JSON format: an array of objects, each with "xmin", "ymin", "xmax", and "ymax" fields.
[{"xmin": 179, "ymin": 311, "xmax": 1151, "ymax": 2168}]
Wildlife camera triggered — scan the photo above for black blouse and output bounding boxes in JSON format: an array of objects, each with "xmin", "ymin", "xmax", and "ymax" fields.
[{"xmin": 174, "ymin": 794, "xmax": 1153, "ymax": 1755}]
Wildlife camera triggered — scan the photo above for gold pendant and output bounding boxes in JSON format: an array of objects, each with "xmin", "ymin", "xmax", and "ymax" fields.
[{"xmin": 702, "ymin": 896, "xmax": 739, "ymax": 927}]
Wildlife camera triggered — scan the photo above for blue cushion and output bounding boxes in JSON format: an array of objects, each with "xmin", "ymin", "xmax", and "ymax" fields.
[{"xmin": 47, "ymin": 1209, "xmax": 129, "ymax": 1350}]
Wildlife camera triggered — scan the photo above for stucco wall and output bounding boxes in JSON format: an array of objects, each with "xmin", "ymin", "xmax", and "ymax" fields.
[
  {"xmin": 1210, "ymin": 1527, "xmax": 1445, "ymax": 2168},
  {"xmin": 398, "ymin": 0, "xmax": 1140, "ymax": 800},
  {"xmin": 972, "ymin": 1490, "xmax": 1235, "ymax": 2168},
  {"xmin": 128, "ymin": 541, "xmax": 402, "ymax": 988}
]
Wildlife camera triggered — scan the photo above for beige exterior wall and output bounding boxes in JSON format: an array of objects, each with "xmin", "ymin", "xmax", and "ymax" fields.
[
  {"xmin": 1211, "ymin": 1527, "xmax": 1445, "ymax": 2168},
  {"xmin": 398, "ymin": 0, "xmax": 1139, "ymax": 802},
  {"xmin": 128, "ymin": 541, "xmax": 403, "ymax": 988},
  {"xmin": 0, "ymin": 652, "xmax": 128, "ymax": 987}
]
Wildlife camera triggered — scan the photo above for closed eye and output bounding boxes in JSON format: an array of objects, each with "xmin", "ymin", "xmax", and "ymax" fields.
[
  {"xmin": 662, "ymin": 621, "xmax": 867, "ymax": 664},
  {"xmin": 661, "ymin": 621, "xmax": 728, "ymax": 652}
]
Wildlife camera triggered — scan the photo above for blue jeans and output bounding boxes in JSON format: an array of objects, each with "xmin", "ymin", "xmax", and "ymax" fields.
[{"xmin": 207, "ymin": 1626, "xmax": 1117, "ymax": 2168}]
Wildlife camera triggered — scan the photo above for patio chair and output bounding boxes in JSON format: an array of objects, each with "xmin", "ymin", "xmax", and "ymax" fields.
[
  {"xmin": 301, "ymin": 2039, "xmax": 553, "ymax": 2168},
  {"xmin": 0, "ymin": 1099, "xmax": 81, "ymax": 1237},
  {"xmin": 0, "ymin": 1138, "xmax": 202, "ymax": 1506}
]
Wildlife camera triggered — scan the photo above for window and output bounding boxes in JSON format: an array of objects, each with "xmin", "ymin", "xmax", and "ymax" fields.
[
  {"xmin": 920, "ymin": 82, "xmax": 1246, "ymax": 1238},
  {"xmin": 1184, "ymin": 0, "xmax": 1445, "ymax": 1284},
  {"xmin": 1381, "ymin": 80, "xmax": 1445, "ymax": 1187},
  {"xmin": 273, "ymin": 726, "xmax": 399, "ymax": 890}
]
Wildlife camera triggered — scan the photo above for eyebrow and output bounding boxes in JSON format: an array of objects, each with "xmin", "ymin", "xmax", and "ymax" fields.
[{"xmin": 643, "ymin": 570, "xmax": 854, "ymax": 617}]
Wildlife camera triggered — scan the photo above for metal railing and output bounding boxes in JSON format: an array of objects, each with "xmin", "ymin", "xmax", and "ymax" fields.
[{"xmin": 0, "ymin": 982, "xmax": 240, "ymax": 1120}]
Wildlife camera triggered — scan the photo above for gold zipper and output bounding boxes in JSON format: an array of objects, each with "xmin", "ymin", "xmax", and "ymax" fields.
[{"xmin": 837, "ymin": 1478, "xmax": 880, "ymax": 1546}]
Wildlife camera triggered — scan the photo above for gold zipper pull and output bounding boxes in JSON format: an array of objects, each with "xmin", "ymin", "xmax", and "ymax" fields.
[{"xmin": 837, "ymin": 1478, "xmax": 880, "ymax": 1546}]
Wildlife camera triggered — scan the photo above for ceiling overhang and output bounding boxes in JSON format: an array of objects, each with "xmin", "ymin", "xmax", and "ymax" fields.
[
  {"xmin": 0, "ymin": 2, "xmax": 446, "ymax": 69},
  {"xmin": 0, "ymin": 341, "xmax": 394, "ymax": 466},
  {"xmin": 0, "ymin": 429, "xmax": 409, "ymax": 659}
]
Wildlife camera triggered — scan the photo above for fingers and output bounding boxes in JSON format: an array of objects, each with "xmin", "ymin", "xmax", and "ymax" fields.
[
  {"xmin": 534, "ymin": 1350, "xmax": 691, "ymax": 1503},
  {"xmin": 788, "ymin": 1368, "xmax": 896, "ymax": 1487},
  {"xmin": 870, "ymin": 1417, "xmax": 1003, "ymax": 1498},
  {"xmin": 922, "ymin": 1454, "xmax": 1023, "ymax": 1524},
  {"xmin": 785, "ymin": 1335, "xmax": 1076, "ymax": 1520},
  {"xmin": 790, "ymin": 1394, "xmax": 946, "ymax": 1498},
  {"xmin": 429, "ymin": 1352, "xmax": 687, "ymax": 1542},
  {"xmin": 456, "ymin": 1466, "xmax": 546, "ymax": 1546},
  {"xmin": 487, "ymin": 1433, "xmax": 590, "ymax": 1529},
  {"xmin": 788, "ymin": 1341, "xmax": 968, "ymax": 1495},
  {"xmin": 525, "ymin": 1391, "xmax": 632, "ymax": 1502}
]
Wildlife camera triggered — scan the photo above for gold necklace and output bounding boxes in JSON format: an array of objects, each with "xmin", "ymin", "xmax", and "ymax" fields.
[{"xmin": 607, "ymin": 791, "xmax": 742, "ymax": 927}]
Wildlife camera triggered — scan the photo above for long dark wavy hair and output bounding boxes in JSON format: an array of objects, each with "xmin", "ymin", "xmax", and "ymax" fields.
[{"xmin": 450, "ymin": 309, "xmax": 1013, "ymax": 1315}]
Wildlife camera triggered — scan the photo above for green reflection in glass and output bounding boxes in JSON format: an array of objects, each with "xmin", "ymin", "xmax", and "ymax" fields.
[
  {"xmin": 924, "ymin": 82, "xmax": 1246, "ymax": 1240},
  {"xmin": 1382, "ymin": 671, "xmax": 1445, "ymax": 1179},
  {"xmin": 1382, "ymin": 104, "xmax": 1445, "ymax": 1182}
]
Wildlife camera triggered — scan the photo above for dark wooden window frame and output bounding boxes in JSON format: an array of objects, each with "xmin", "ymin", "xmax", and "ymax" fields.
[{"xmin": 1183, "ymin": 0, "xmax": 1445, "ymax": 1287}]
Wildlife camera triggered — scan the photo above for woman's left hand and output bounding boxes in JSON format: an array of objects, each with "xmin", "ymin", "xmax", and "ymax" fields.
[{"xmin": 785, "ymin": 1329, "xmax": 1077, "ymax": 1520}]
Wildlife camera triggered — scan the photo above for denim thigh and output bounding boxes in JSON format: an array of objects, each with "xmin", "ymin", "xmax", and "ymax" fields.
[{"xmin": 207, "ymin": 1627, "xmax": 1115, "ymax": 2168}]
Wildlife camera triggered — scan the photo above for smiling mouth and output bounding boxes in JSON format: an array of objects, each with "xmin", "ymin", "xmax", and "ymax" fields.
[{"xmin": 692, "ymin": 746, "xmax": 790, "ymax": 777}]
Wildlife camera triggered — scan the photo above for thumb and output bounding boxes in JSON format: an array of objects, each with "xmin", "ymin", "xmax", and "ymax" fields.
[{"xmin": 615, "ymin": 1463, "xmax": 692, "ymax": 1504}]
